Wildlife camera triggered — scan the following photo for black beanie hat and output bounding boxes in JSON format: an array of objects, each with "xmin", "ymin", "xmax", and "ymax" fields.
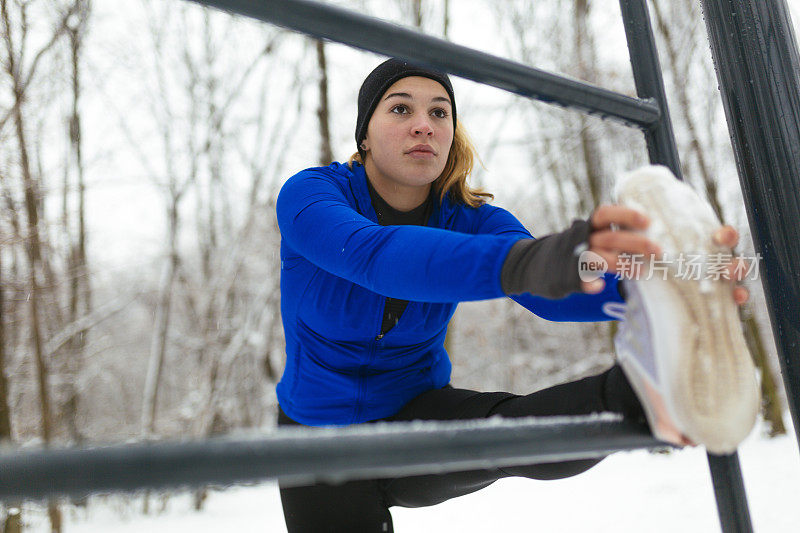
[{"xmin": 355, "ymin": 58, "xmax": 457, "ymax": 155}]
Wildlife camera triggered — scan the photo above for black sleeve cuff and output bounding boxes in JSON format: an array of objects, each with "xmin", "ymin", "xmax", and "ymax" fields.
[{"xmin": 501, "ymin": 219, "xmax": 592, "ymax": 299}]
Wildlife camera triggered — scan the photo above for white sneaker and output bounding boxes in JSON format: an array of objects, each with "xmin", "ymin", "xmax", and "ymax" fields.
[{"xmin": 612, "ymin": 165, "xmax": 759, "ymax": 455}]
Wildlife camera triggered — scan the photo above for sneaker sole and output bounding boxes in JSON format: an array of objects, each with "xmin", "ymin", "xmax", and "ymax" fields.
[{"xmin": 615, "ymin": 166, "xmax": 759, "ymax": 455}]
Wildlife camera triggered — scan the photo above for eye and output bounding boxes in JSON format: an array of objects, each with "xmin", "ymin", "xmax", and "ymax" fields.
[
  {"xmin": 390, "ymin": 104, "xmax": 410, "ymax": 115},
  {"xmin": 431, "ymin": 108, "xmax": 449, "ymax": 119}
]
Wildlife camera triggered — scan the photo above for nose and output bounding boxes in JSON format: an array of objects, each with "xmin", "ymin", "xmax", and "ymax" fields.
[{"xmin": 412, "ymin": 118, "xmax": 434, "ymax": 136}]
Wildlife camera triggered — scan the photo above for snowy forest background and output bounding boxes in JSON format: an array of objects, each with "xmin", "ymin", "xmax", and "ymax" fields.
[{"xmin": 1, "ymin": 0, "xmax": 799, "ymax": 530}]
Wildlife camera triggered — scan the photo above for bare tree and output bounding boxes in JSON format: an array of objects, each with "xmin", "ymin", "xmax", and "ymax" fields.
[
  {"xmin": 140, "ymin": 186, "xmax": 184, "ymax": 438},
  {"xmin": 58, "ymin": 0, "xmax": 92, "ymax": 445},
  {"xmin": 137, "ymin": 0, "xmax": 194, "ymax": 440},
  {"xmin": 2, "ymin": 0, "xmax": 54, "ymax": 447},
  {"xmin": 119, "ymin": 0, "xmax": 299, "ymax": 449},
  {"xmin": 175, "ymin": 11, "xmax": 292, "ymax": 440},
  {"xmin": 0, "ymin": 0, "xmax": 88, "ymax": 529}
]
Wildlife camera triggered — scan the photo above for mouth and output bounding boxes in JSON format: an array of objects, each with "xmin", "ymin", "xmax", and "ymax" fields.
[{"xmin": 405, "ymin": 144, "xmax": 437, "ymax": 158}]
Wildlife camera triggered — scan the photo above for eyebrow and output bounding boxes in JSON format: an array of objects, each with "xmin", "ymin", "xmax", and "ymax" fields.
[{"xmin": 383, "ymin": 92, "xmax": 452, "ymax": 105}]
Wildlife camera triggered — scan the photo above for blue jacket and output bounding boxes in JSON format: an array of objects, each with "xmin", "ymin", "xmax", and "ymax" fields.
[{"xmin": 275, "ymin": 161, "xmax": 623, "ymax": 426}]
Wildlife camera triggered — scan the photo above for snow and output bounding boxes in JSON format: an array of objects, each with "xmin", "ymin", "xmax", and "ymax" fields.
[{"xmin": 18, "ymin": 415, "xmax": 799, "ymax": 532}]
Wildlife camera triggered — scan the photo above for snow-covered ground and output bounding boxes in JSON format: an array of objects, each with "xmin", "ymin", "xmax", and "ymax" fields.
[{"xmin": 17, "ymin": 414, "xmax": 799, "ymax": 532}]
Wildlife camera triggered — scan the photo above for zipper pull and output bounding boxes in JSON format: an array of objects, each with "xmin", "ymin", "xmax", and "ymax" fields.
[{"xmin": 375, "ymin": 333, "xmax": 384, "ymax": 340}]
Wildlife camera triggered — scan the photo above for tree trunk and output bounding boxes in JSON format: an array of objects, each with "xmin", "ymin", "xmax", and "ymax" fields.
[
  {"xmin": 16, "ymin": 50, "xmax": 63, "ymax": 533},
  {"xmin": 573, "ymin": 0, "xmax": 616, "ymax": 349},
  {"xmin": 6, "ymin": 12, "xmax": 52, "ymax": 450},
  {"xmin": 744, "ymin": 308, "xmax": 786, "ymax": 435},
  {"xmin": 442, "ymin": 0, "xmax": 450, "ymax": 38},
  {"xmin": 0, "ymin": 248, "xmax": 11, "ymax": 441},
  {"xmin": 573, "ymin": 0, "xmax": 603, "ymax": 209},
  {"xmin": 0, "ymin": 246, "xmax": 19, "ymax": 533},
  {"xmin": 141, "ymin": 200, "xmax": 180, "ymax": 437},
  {"xmin": 6, "ymin": 34, "xmax": 62, "ymax": 533},
  {"xmin": 69, "ymin": 4, "xmax": 92, "ymax": 316},
  {"xmin": 316, "ymin": 40, "xmax": 333, "ymax": 166},
  {"xmin": 0, "ymin": 182, "xmax": 23, "ymax": 359},
  {"xmin": 2, "ymin": 507, "xmax": 21, "ymax": 533},
  {"xmin": 262, "ymin": 281, "xmax": 283, "ymax": 382},
  {"xmin": 61, "ymin": 4, "xmax": 91, "ymax": 444}
]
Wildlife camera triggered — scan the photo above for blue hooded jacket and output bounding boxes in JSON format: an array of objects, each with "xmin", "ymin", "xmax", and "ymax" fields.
[{"xmin": 275, "ymin": 161, "xmax": 623, "ymax": 426}]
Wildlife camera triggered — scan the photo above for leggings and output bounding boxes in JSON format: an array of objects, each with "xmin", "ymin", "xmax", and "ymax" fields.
[{"xmin": 278, "ymin": 365, "xmax": 644, "ymax": 532}]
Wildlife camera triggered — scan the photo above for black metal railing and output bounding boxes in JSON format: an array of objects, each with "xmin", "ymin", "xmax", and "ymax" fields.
[
  {"xmin": 189, "ymin": 0, "xmax": 662, "ymax": 128},
  {"xmin": 1, "ymin": 415, "xmax": 661, "ymax": 500}
]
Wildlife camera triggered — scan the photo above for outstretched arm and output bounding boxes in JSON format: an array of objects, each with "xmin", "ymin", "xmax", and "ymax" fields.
[
  {"xmin": 474, "ymin": 204, "xmax": 632, "ymax": 322},
  {"xmin": 277, "ymin": 169, "xmax": 520, "ymax": 302}
]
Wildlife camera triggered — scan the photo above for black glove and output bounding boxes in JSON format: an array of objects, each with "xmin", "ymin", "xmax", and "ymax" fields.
[{"xmin": 501, "ymin": 219, "xmax": 593, "ymax": 299}]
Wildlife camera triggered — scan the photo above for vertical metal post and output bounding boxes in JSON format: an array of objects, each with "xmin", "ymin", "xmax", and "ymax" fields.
[
  {"xmin": 708, "ymin": 453, "xmax": 755, "ymax": 533},
  {"xmin": 700, "ymin": 0, "xmax": 800, "ymax": 454},
  {"xmin": 619, "ymin": 1, "xmax": 754, "ymax": 532},
  {"xmin": 618, "ymin": 0, "xmax": 682, "ymax": 178}
]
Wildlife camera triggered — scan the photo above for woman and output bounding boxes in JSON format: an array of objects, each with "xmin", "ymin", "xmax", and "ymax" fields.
[{"xmin": 274, "ymin": 58, "xmax": 748, "ymax": 532}]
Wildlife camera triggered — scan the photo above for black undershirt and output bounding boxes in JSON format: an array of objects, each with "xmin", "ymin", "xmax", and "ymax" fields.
[{"xmin": 366, "ymin": 178, "xmax": 434, "ymax": 338}]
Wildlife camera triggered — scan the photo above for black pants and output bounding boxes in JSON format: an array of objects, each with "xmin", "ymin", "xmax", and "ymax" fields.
[{"xmin": 278, "ymin": 365, "xmax": 644, "ymax": 532}]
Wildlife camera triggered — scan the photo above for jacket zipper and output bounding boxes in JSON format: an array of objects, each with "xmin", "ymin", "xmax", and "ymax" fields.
[{"xmin": 353, "ymin": 297, "xmax": 386, "ymax": 423}]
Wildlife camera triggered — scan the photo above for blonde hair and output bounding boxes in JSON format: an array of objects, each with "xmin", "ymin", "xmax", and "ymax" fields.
[{"xmin": 349, "ymin": 121, "xmax": 493, "ymax": 208}]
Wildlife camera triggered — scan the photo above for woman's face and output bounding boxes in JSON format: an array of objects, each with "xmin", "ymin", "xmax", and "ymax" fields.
[{"xmin": 362, "ymin": 76, "xmax": 454, "ymax": 192}]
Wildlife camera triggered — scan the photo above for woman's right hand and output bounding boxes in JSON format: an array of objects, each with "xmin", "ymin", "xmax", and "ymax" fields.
[{"xmin": 582, "ymin": 205, "xmax": 751, "ymax": 307}]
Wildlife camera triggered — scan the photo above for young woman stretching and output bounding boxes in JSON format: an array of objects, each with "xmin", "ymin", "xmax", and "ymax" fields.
[{"xmin": 274, "ymin": 58, "xmax": 750, "ymax": 532}]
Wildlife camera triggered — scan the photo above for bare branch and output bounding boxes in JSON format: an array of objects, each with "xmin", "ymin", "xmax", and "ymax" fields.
[
  {"xmin": 43, "ymin": 294, "xmax": 136, "ymax": 358},
  {"xmin": 0, "ymin": 0, "xmax": 81, "ymax": 133}
]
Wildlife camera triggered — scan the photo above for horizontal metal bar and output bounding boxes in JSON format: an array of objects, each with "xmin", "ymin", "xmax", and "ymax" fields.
[
  {"xmin": 1, "ymin": 415, "xmax": 664, "ymax": 501},
  {"xmin": 186, "ymin": 0, "xmax": 661, "ymax": 129}
]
